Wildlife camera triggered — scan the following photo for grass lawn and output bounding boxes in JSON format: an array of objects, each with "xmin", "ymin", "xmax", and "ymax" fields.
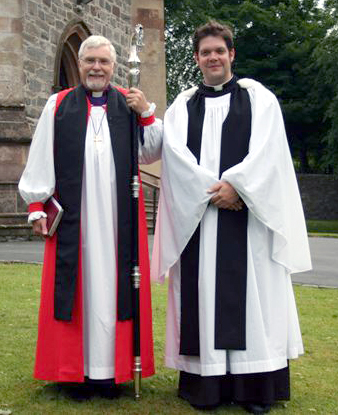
[
  {"xmin": 306, "ymin": 220, "xmax": 338, "ymax": 237},
  {"xmin": 0, "ymin": 263, "xmax": 337, "ymax": 414}
]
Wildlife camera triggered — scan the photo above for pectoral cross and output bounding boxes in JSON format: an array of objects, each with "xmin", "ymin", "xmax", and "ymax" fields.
[{"xmin": 94, "ymin": 134, "xmax": 102, "ymax": 144}]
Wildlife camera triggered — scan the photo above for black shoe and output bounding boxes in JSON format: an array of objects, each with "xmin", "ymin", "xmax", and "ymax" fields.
[
  {"xmin": 178, "ymin": 391, "xmax": 221, "ymax": 410},
  {"xmin": 62, "ymin": 383, "xmax": 95, "ymax": 402},
  {"xmin": 95, "ymin": 384, "xmax": 121, "ymax": 400},
  {"xmin": 191, "ymin": 402, "xmax": 221, "ymax": 410},
  {"xmin": 242, "ymin": 403, "xmax": 271, "ymax": 414}
]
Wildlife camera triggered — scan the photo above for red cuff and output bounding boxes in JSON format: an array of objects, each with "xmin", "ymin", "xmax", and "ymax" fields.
[
  {"xmin": 138, "ymin": 114, "xmax": 156, "ymax": 126},
  {"xmin": 28, "ymin": 202, "xmax": 44, "ymax": 213}
]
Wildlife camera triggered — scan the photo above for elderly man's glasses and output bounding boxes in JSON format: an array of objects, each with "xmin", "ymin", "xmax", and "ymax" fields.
[{"xmin": 81, "ymin": 57, "xmax": 112, "ymax": 67}]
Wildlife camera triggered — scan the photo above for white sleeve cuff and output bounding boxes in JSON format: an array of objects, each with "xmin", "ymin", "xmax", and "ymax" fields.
[
  {"xmin": 141, "ymin": 102, "xmax": 156, "ymax": 118},
  {"xmin": 28, "ymin": 211, "xmax": 47, "ymax": 223}
]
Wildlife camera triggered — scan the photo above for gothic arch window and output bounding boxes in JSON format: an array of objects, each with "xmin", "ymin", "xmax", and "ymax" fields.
[{"xmin": 53, "ymin": 20, "xmax": 91, "ymax": 92}]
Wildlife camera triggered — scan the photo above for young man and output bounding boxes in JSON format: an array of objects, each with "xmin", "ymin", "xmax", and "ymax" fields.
[
  {"xmin": 19, "ymin": 35, "xmax": 161, "ymax": 399},
  {"xmin": 147, "ymin": 21, "xmax": 311, "ymax": 414}
]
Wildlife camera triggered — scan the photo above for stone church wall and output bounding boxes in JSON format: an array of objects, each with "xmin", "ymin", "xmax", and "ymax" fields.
[
  {"xmin": 23, "ymin": 0, "xmax": 132, "ymax": 127},
  {"xmin": 297, "ymin": 174, "xmax": 338, "ymax": 220},
  {"xmin": 0, "ymin": 0, "xmax": 165, "ymax": 237}
]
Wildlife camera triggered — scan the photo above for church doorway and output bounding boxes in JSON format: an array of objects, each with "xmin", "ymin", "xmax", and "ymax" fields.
[{"xmin": 53, "ymin": 20, "xmax": 91, "ymax": 92}]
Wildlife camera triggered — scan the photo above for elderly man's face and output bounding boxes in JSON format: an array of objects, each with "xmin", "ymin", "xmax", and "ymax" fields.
[{"xmin": 79, "ymin": 45, "xmax": 115, "ymax": 92}]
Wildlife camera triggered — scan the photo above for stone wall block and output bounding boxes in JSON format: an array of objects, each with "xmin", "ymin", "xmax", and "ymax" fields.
[
  {"xmin": 298, "ymin": 174, "xmax": 338, "ymax": 220},
  {"xmin": 24, "ymin": 22, "xmax": 39, "ymax": 37},
  {"xmin": 121, "ymin": 13, "xmax": 130, "ymax": 23},
  {"xmin": 1, "ymin": 1, "xmax": 22, "ymax": 17},
  {"xmin": 0, "ymin": 17, "xmax": 21, "ymax": 33},
  {"xmin": 0, "ymin": 17, "xmax": 11, "ymax": 32},
  {"xmin": 67, "ymin": 11, "xmax": 76, "ymax": 21},
  {"xmin": 23, "ymin": 33, "xmax": 36, "ymax": 46},
  {"xmin": 58, "ymin": 8, "xmax": 67, "ymax": 19},
  {"xmin": 113, "ymin": 6, "xmax": 121, "ymax": 17},
  {"xmin": 0, "ymin": 121, "xmax": 30, "ymax": 140},
  {"xmin": 0, "ymin": 68, "xmax": 23, "ymax": 104},
  {"xmin": 38, "ymin": 10, "xmax": 46, "ymax": 21},
  {"xmin": 0, "ymin": 83, "xmax": 23, "ymax": 105},
  {"xmin": 17, "ymin": 189, "xmax": 27, "ymax": 212},
  {"xmin": 50, "ymin": 0, "xmax": 62, "ymax": 7},
  {"xmin": 26, "ymin": 45, "xmax": 44, "ymax": 62},
  {"xmin": 0, "ymin": 51, "xmax": 21, "ymax": 66},
  {"xmin": 37, "ymin": 97, "xmax": 48, "ymax": 107},
  {"xmin": 37, "ymin": 20, "xmax": 50, "ymax": 35},
  {"xmin": 90, "ymin": 5, "xmax": 99, "ymax": 17},
  {"xmin": 64, "ymin": 1, "xmax": 72, "ymax": 9},
  {"xmin": 124, "ymin": 0, "xmax": 132, "ymax": 9},
  {"xmin": 0, "ymin": 32, "xmax": 22, "ymax": 50},
  {"xmin": 0, "ymin": 189, "xmax": 16, "ymax": 213},
  {"xmin": 0, "ymin": 182, "xmax": 29, "ymax": 213},
  {"xmin": 45, "ymin": 55, "xmax": 54, "ymax": 68},
  {"xmin": 11, "ymin": 18, "xmax": 23, "ymax": 33},
  {"xmin": 36, "ymin": 68, "xmax": 53, "ymax": 83},
  {"xmin": 0, "ymin": 145, "xmax": 29, "ymax": 182},
  {"xmin": 46, "ymin": 13, "xmax": 56, "ymax": 25},
  {"xmin": 26, "ymin": 106, "xmax": 41, "ymax": 120},
  {"xmin": 29, "ymin": 79, "xmax": 42, "ymax": 93},
  {"xmin": 24, "ymin": 60, "xmax": 38, "ymax": 74},
  {"xmin": 41, "ymin": 30, "xmax": 49, "ymax": 41},
  {"xmin": 113, "ymin": 31, "xmax": 121, "ymax": 44},
  {"xmin": 50, "ymin": 28, "xmax": 59, "ymax": 45},
  {"xmin": 136, "ymin": 8, "xmax": 164, "ymax": 40},
  {"xmin": 27, "ymin": 1, "xmax": 38, "ymax": 17}
]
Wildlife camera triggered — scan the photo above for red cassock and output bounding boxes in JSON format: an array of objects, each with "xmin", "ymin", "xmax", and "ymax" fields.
[
  {"xmin": 31, "ymin": 87, "xmax": 155, "ymax": 384},
  {"xmin": 33, "ymin": 186, "xmax": 154, "ymax": 384}
]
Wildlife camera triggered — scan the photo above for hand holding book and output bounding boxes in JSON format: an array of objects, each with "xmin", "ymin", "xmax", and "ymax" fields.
[{"xmin": 44, "ymin": 196, "xmax": 64, "ymax": 237}]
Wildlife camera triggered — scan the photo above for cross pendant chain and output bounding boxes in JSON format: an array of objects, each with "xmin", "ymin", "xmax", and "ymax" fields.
[{"xmin": 90, "ymin": 110, "xmax": 106, "ymax": 145}]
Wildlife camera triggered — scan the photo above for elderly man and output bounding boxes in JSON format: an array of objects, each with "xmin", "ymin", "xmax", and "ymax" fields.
[
  {"xmin": 19, "ymin": 35, "xmax": 161, "ymax": 399},
  {"xmin": 146, "ymin": 21, "xmax": 311, "ymax": 414}
]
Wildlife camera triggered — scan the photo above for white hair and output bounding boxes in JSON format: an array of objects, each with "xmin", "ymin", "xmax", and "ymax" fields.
[{"xmin": 78, "ymin": 35, "xmax": 117, "ymax": 63}]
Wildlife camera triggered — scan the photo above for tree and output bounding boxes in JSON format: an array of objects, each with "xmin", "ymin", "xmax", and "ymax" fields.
[
  {"xmin": 164, "ymin": 0, "xmax": 333, "ymax": 172},
  {"xmin": 313, "ymin": 0, "xmax": 338, "ymax": 173},
  {"xmin": 165, "ymin": 0, "xmax": 208, "ymax": 103}
]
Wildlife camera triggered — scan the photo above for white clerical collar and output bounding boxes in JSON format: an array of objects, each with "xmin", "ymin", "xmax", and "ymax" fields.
[
  {"xmin": 204, "ymin": 76, "xmax": 234, "ymax": 91},
  {"xmin": 92, "ymin": 91, "xmax": 103, "ymax": 97}
]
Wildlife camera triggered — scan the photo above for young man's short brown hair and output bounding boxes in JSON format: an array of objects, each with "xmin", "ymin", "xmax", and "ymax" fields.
[{"xmin": 192, "ymin": 21, "xmax": 234, "ymax": 53}]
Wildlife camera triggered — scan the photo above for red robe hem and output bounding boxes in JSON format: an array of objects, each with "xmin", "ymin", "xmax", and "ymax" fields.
[{"xmin": 34, "ymin": 185, "xmax": 154, "ymax": 383}]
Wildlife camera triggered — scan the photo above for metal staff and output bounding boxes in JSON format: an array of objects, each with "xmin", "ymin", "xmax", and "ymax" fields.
[{"xmin": 128, "ymin": 23, "xmax": 143, "ymax": 400}]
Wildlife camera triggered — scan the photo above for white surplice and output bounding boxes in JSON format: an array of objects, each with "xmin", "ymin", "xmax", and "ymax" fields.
[
  {"xmin": 19, "ymin": 93, "xmax": 162, "ymax": 380},
  {"xmin": 148, "ymin": 79, "xmax": 312, "ymax": 376}
]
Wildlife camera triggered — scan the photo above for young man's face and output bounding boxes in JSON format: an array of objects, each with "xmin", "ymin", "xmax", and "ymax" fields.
[
  {"xmin": 79, "ymin": 45, "xmax": 115, "ymax": 92},
  {"xmin": 194, "ymin": 35, "xmax": 235, "ymax": 86}
]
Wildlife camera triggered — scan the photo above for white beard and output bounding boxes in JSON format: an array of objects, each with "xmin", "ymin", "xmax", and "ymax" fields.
[
  {"xmin": 86, "ymin": 79, "xmax": 106, "ymax": 92},
  {"xmin": 85, "ymin": 73, "xmax": 109, "ymax": 92}
]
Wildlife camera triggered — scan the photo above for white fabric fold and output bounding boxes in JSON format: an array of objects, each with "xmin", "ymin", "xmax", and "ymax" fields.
[
  {"xmin": 28, "ymin": 211, "xmax": 47, "ymax": 223},
  {"xmin": 147, "ymin": 79, "xmax": 311, "ymax": 376}
]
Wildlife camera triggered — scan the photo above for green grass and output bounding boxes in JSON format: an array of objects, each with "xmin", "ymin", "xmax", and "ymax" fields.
[
  {"xmin": 0, "ymin": 263, "xmax": 338, "ymax": 414},
  {"xmin": 306, "ymin": 220, "xmax": 338, "ymax": 236}
]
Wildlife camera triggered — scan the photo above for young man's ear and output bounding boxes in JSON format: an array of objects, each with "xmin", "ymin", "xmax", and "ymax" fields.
[
  {"xmin": 230, "ymin": 48, "xmax": 236, "ymax": 63},
  {"xmin": 193, "ymin": 52, "xmax": 199, "ymax": 65}
]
